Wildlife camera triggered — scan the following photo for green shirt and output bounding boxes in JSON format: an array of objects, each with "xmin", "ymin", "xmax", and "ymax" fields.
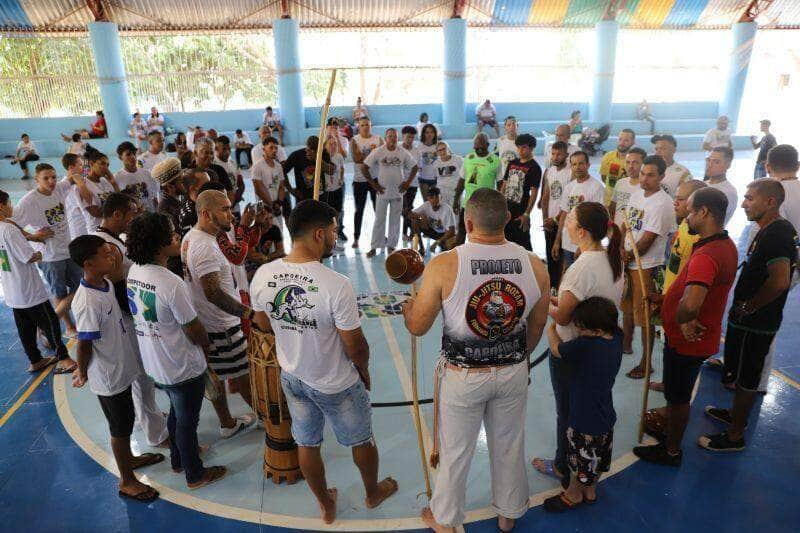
[{"xmin": 462, "ymin": 151, "xmax": 500, "ymax": 202}]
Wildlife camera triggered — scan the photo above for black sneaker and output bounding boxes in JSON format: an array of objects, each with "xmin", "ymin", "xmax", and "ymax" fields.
[
  {"xmin": 633, "ymin": 443, "xmax": 682, "ymax": 467},
  {"xmin": 338, "ymin": 232, "xmax": 348, "ymax": 242},
  {"xmin": 697, "ymin": 431, "xmax": 745, "ymax": 452}
]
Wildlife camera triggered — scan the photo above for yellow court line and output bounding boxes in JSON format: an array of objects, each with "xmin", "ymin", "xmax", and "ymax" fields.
[
  {"xmin": 772, "ymin": 369, "xmax": 800, "ymax": 390},
  {"xmin": 0, "ymin": 365, "xmax": 55, "ymax": 429}
]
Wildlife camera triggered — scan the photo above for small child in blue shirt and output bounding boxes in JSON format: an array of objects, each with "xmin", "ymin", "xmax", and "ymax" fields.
[{"xmin": 544, "ymin": 296, "xmax": 623, "ymax": 512}]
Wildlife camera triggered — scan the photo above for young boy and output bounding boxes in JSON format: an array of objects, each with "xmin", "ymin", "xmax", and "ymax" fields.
[
  {"xmin": 69, "ymin": 234, "xmax": 164, "ymax": 502},
  {"xmin": 137, "ymin": 130, "xmax": 166, "ymax": 173},
  {"xmin": 13, "ymin": 163, "xmax": 84, "ymax": 346},
  {"xmin": 116, "ymin": 142, "xmax": 158, "ymax": 212},
  {"xmin": 408, "ymin": 187, "xmax": 456, "ymax": 254},
  {"xmin": 544, "ymin": 296, "xmax": 623, "ymax": 512},
  {"xmin": 80, "ymin": 150, "xmax": 118, "ymax": 232},
  {"xmin": 0, "ymin": 189, "xmax": 71, "ymax": 373}
]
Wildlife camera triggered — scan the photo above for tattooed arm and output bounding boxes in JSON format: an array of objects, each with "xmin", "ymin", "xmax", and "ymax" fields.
[{"xmin": 199, "ymin": 271, "xmax": 253, "ymax": 319}]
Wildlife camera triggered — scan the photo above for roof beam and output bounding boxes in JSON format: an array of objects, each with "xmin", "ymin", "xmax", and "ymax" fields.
[
  {"xmin": 280, "ymin": 0, "xmax": 291, "ymax": 19},
  {"xmin": 86, "ymin": 0, "xmax": 110, "ymax": 22},
  {"xmin": 602, "ymin": 0, "xmax": 627, "ymax": 22},
  {"xmin": 739, "ymin": 0, "xmax": 774, "ymax": 23}
]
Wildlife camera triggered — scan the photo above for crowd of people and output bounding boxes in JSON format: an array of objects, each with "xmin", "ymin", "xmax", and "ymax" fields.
[{"xmin": 0, "ymin": 100, "xmax": 796, "ymax": 533}]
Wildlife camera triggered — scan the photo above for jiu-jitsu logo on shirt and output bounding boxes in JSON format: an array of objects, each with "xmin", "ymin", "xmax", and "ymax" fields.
[{"xmin": 466, "ymin": 278, "xmax": 525, "ymax": 341}]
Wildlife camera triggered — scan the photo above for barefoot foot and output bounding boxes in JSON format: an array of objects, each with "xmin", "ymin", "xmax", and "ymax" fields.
[
  {"xmin": 420, "ymin": 507, "xmax": 456, "ymax": 533},
  {"xmin": 365, "ymin": 477, "xmax": 399, "ymax": 509},
  {"xmin": 319, "ymin": 488, "xmax": 337, "ymax": 524}
]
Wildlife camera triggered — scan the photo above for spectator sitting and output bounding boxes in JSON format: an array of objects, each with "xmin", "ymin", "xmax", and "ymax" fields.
[
  {"xmin": 475, "ymin": 99, "xmax": 500, "ymax": 137},
  {"xmin": 637, "ymin": 100, "xmax": 656, "ymax": 135},
  {"xmin": 569, "ymin": 110, "xmax": 583, "ymax": 135},
  {"xmin": 233, "ymin": 129, "xmax": 254, "ymax": 169},
  {"xmin": 206, "ymin": 128, "xmax": 219, "ymax": 142},
  {"xmin": 69, "ymin": 133, "xmax": 86, "ymax": 156},
  {"xmin": 702, "ymin": 116, "xmax": 733, "ymax": 152},
  {"xmin": 262, "ymin": 106, "xmax": 283, "ymax": 145},
  {"xmin": 352, "ymin": 96, "xmax": 369, "ymax": 123},
  {"xmin": 147, "ymin": 106, "xmax": 165, "ymax": 135},
  {"xmin": 61, "ymin": 110, "xmax": 107, "ymax": 141},
  {"xmin": 416, "ymin": 112, "xmax": 437, "ymax": 138},
  {"xmin": 129, "ymin": 112, "xmax": 148, "ymax": 152},
  {"xmin": 12, "ymin": 133, "xmax": 39, "ymax": 180}
]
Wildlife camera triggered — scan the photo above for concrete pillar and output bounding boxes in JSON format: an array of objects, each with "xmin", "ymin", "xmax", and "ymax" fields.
[
  {"xmin": 443, "ymin": 18, "xmax": 467, "ymax": 138},
  {"xmin": 590, "ymin": 20, "xmax": 618, "ymax": 125},
  {"xmin": 720, "ymin": 22, "xmax": 757, "ymax": 132},
  {"xmin": 88, "ymin": 22, "xmax": 131, "ymax": 138},
  {"xmin": 273, "ymin": 18, "xmax": 305, "ymax": 146}
]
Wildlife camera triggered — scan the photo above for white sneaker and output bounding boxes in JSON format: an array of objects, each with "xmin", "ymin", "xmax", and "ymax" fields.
[
  {"xmin": 219, "ymin": 413, "xmax": 256, "ymax": 438},
  {"xmin": 334, "ymin": 242, "xmax": 345, "ymax": 252}
]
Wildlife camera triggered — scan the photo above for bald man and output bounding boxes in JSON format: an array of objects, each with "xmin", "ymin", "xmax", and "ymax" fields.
[{"xmin": 182, "ymin": 190, "xmax": 256, "ymax": 439}]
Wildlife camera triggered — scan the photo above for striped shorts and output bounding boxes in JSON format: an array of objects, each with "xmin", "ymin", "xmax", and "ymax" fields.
[{"xmin": 208, "ymin": 324, "xmax": 250, "ymax": 379}]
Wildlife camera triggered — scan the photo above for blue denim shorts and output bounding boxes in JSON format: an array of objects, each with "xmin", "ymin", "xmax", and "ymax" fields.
[
  {"xmin": 280, "ymin": 372, "xmax": 373, "ymax": 448},
  {"xmin": 39, "ymin": 258, "xmax": 82, "ymax": 298}
]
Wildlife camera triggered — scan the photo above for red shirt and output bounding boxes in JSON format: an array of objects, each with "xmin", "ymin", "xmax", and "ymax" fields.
[{"xmin": 662, "ymin": 232, "xmax": 738, "ymax": 357}]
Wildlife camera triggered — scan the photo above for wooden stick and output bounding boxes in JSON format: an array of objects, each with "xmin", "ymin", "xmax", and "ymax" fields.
[
  {"xmin": 313, "ymin": 68, "xmax": 337, "ymax": 201},
  {"xmin": 624, "ymin": 224, "xmax": 652, "ymax": 443},
  {"xmin": 409, "ymin": 234, "xmax": 432, "ymax": 500}
]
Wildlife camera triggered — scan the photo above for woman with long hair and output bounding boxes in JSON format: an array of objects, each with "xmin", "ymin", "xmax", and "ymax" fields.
[{"xmin": 531, "ymin": 201, "xmax": 624, "ymax": 490}]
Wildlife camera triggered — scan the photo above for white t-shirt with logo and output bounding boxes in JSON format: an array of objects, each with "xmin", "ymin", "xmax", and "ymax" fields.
[
  {"xmin": 495, "ymin": 135, "xmax": 519, "ymax": 177},
  {"xmin": 137, "ymin": 151, "xmax": 167, "ymax": 173},
  {"xmin": 326, "ymin": 153, "xmax": 345, "ymax": 192},
  {"xmin": 0, "ymin": 221, "xmax": 50, "ymax": 309},
  {"xmin": 181, "ymin": 228, "xmax": 241, "ymax": 332},
  {"xmin": 476, "ymin": 103, "xmax": 496, "ymax": 119},
  {"xmin": 127, "ymin": 263, "xmax": 208, "ymax": 385},
  {"xmin": 557, "ymin": 250, "xmax": 625, "ymax": 342},
  {"xmin": 433, "ymin": 155, "xmax": 464, "ymax": 209},
  {"xmin": 251, "ymin": 158, "xmax": 284, "ymax": 202},
  {"xmin": 661, "ymin": 162, "xmax": 692, "ymax": 198},
  {"xmin": 115, "ymin": 168, "xmax": 158, "ymax": 211},
  {"xmin": 363, "ymin": 145, "xmax": 417, "ymax": 200},
  {"xmin": 417, "ymin": 143, "xmax": 438, "ymax": 183},
  {"xmin": 544, "ymin": 165, "xmax": 572, "ymax": 220},
  {"xmin": 73, "ymin": 279, "xmax": 140, "ymax": 396},
  {"xmin": 703, "ymin": 128, "xmax": 732, "ymax": 150},
  {"xmin": 80, "ymin": 177, "xmax": 116, "ymax": 232},
  {"xmin": 624, "ymin": 189, "xmax": 675, "ymax": 269},
  {"xmin": 13, "ymin": 179, "xmax": 72, "ymax": 262},
  {"xmin": 413, "ymin": 202, "xmax": 456, "ymax": 234},
  {"xmin": 611, "ymin": 177, "xmax": 641, "ymax": 227},
  {"xmin": 263, "ymin": 111, "xmax": 281, "ymax": 128},
  {"xmin": 234, "ymin": 132, "xmax": 252, "ymax": 147},
  {"xmin": 352, "ymin": 135, "xmax": 382, "ymax": 183},
  {"xmin": 401, "ymin": 143, "xmax": 422, "ymax": 187},
  {"xmin": 16, "ymin": 140, "xmax": 36, "ymax": 157},
  {"xmin": 559, "ymin": 178, "xmax": 605, "ymax": 253},
  {"xmin": 707, "ymin": 179, "xmax": 738, "ymax": 226},
  {"xmin": 251, "ymin": 259, "xmax": 361, "ymax": 394}
]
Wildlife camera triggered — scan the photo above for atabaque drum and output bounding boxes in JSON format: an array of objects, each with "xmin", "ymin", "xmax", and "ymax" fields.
[
  {"xmin": 248, "ymin": 327, "xmax": 302, "ymax": 485},
  {"xmin": 385, "ymin": 248, "xmax": 424, "ymax": 284}
]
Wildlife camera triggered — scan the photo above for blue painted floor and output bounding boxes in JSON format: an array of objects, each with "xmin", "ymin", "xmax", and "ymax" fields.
[{"xmin": 0, "ymin": 150, "xmax": 798, "ymax": 532}]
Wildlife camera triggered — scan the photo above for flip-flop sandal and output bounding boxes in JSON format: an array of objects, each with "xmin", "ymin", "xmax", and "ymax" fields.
[
  {"xmin": 53, "ymin": 364, "xmax": 76, "ymax": 375},
  {"xmin": 543, "ymin": 492, "xmax": 582, "ymax": 513},
  {"xmin": 118, "ymin": 486, "xmax": 159, "ymax": 502},
  {"xmin": 584, "ymin": 496, "xmax": 597, "ymax": 504},
  {"xmin": 133, "ymin": 452, "xmax": 165, "ymax": 470},
  {"xmin": 28, "ymin": 357, "xmax": 57, "ymax": 373},
  {"xmin": 531, "ymin": 458, "xmax": 562, "ymax": 480}
]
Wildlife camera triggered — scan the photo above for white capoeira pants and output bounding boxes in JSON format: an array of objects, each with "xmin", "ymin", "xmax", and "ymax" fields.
[
  {"xmin": 430, "ymin": 360, "xmax": 530, "ymax": 528},
  {"xmin": 124, "ymin": 315, "xmax": 169, "ymax": 446},
  {"xmin": 370, "ymin": 196, "xmax": 402, "ymax": 250}
]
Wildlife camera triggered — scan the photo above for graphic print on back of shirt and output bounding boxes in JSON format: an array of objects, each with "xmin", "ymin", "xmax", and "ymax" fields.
[
  {"xmin": 0, "ymin": 249, "xmax": 10, "ymax": 272},
  {"xmin": 268, "ymin": 284, "xmax": 317, "ymax": 328},
  {"xmin": 123, "ymin": 182, "xmax": 150, "ymax": 202}
]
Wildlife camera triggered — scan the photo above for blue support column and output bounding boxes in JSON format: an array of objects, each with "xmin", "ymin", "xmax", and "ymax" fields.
[
  {"xmin": 720, "ymin": 22, "xmax": 757, "ymax": 132},
  {"xmin": 590, "ymin": 20, "xmax": 618, "ymax": 126},
  {"xmin": 443, "ymin": 18, "xmax": 467, "ymax": 138},
  {"xmin": 88, "ymin": 22, "xmax": 131, "ymax": 139},
  {"xmin": 273, "ymin": 18, "xmax": 305, "ymax": 146}
]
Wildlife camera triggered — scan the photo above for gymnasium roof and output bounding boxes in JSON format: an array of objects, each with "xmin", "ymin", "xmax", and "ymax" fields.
[{"xmin": 1, "ymin": 0, "xmax": 798, "ymax": 34}]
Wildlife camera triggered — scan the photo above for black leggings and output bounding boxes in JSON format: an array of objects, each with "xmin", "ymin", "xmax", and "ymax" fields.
[
  {"xmin": 321, "ymin": 187, "xmax": 345, "ymax": 230},
  {"xmin": 12, "ymin": 301, "xmax": 68, "ymax": 364},
  {"xmin": 544, "ymin": 225, "xmax": 563, "ymax": 289},
  {"xmin": 352, "ymin": 181, "xmax": 376, "ymax": 240},
  {"xmin": 235, "ymin": 147, "xmax": 252, "ymax": 168},
  {"xmin": 402, "ymin": 186, "xmax": 418, "ymax": 237}
]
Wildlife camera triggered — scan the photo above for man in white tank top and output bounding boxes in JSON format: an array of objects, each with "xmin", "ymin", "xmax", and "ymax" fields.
[{"xmin": 403, "ymin": 188, "xmax": 549, "ymax": 532}]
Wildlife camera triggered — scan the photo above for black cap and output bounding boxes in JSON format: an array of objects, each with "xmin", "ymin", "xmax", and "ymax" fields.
[{"xmin": 651, "ymin": 134, "xmax": 677, "ymax": 148}]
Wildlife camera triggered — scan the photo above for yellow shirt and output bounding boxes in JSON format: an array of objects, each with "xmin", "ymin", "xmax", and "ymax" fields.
[
  {"xmin": 663, "ymin": 220, "xmax": 700, "ymax": 294},
  {"xmin": 600, "ymin": 150, "xmax": 627, "ymax": 206}
]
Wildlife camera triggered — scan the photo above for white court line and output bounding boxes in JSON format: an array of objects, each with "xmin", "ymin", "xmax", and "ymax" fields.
[{"xmin": 359, "ymin": 254, "xmax": 435, "ymax": 455}]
